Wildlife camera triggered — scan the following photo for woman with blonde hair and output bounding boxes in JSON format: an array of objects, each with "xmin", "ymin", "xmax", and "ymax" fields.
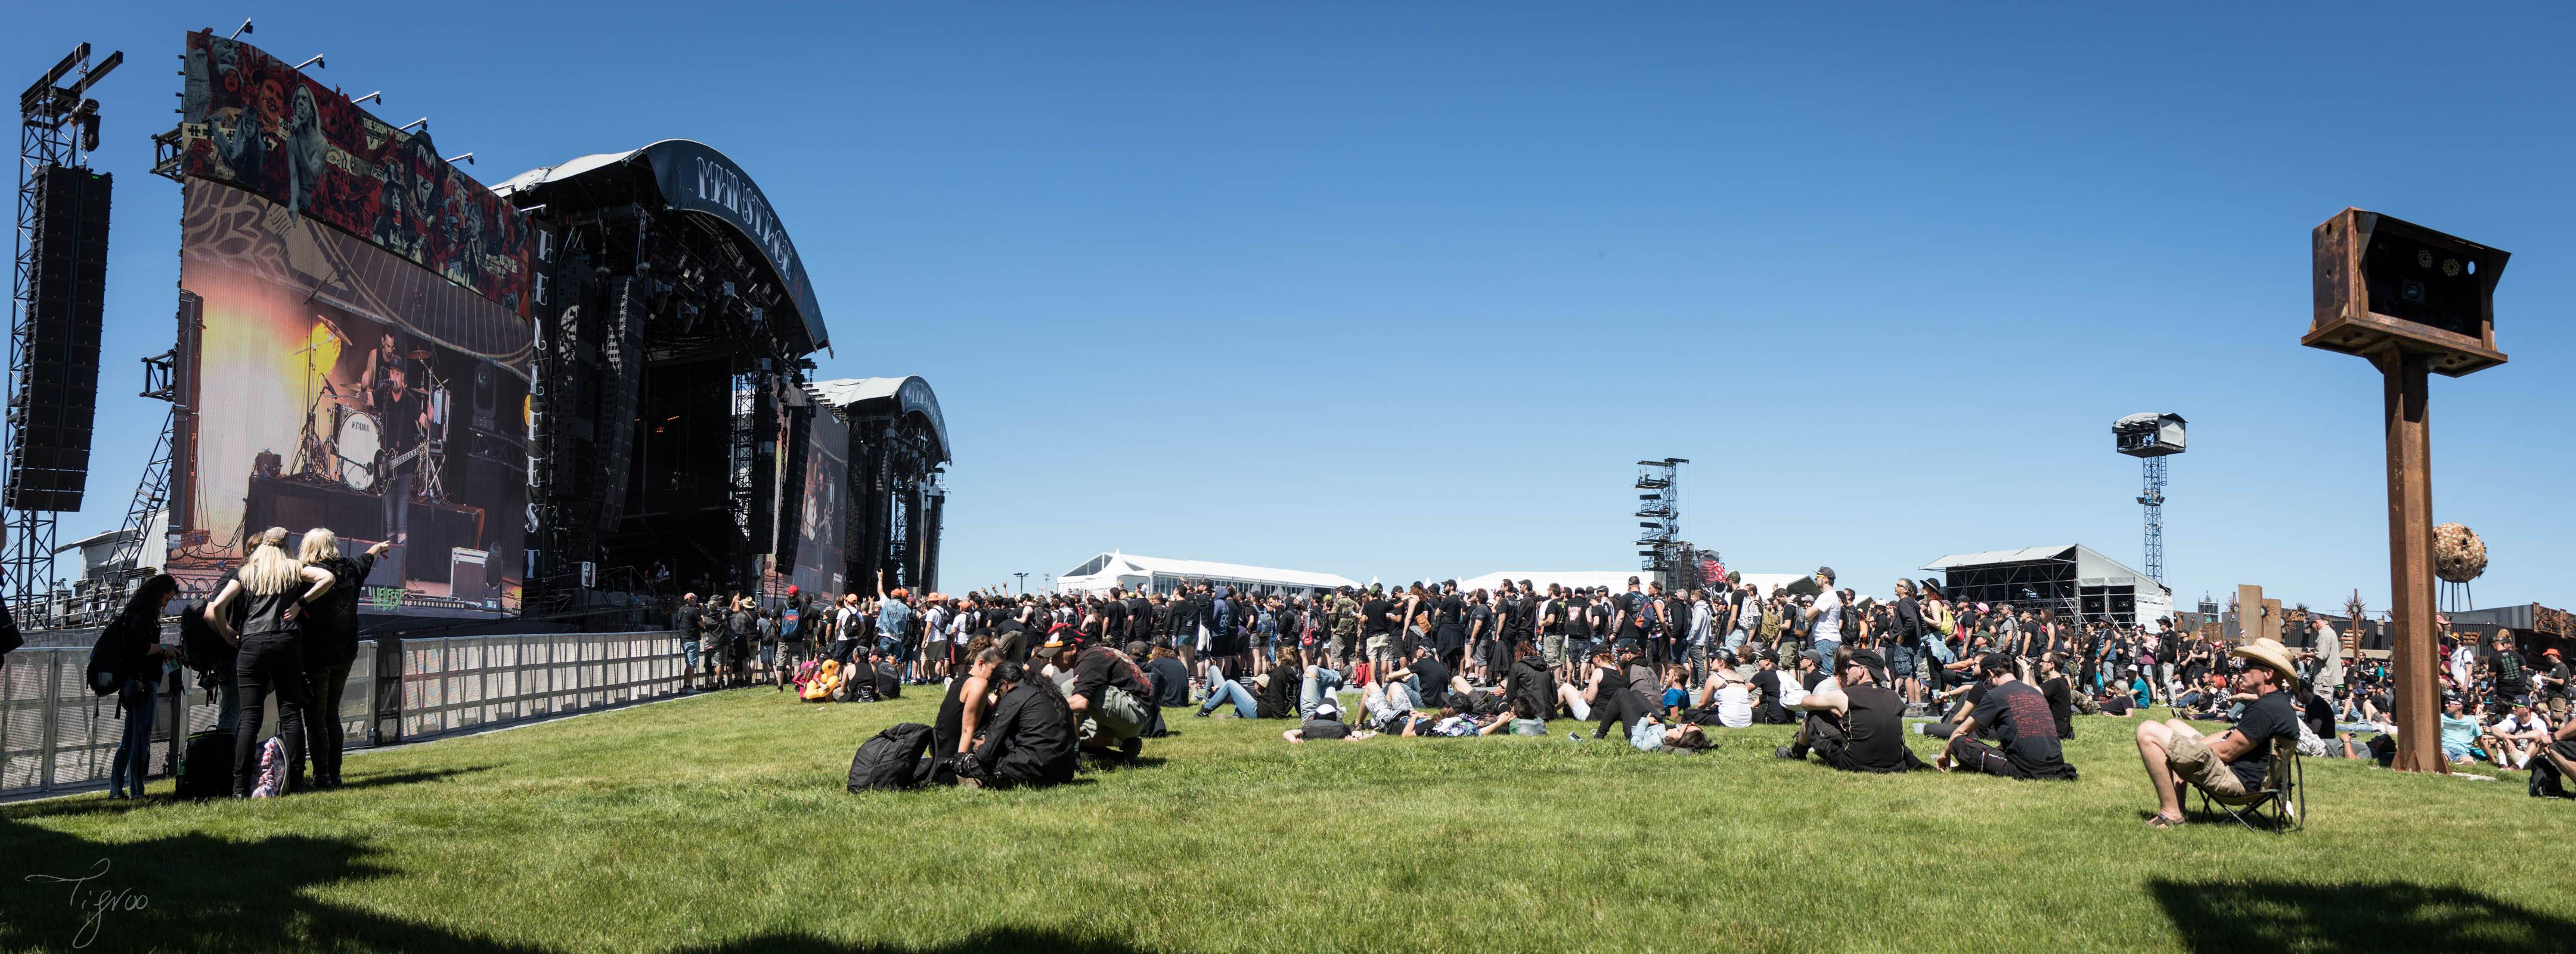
[
  {"xmin": 296, "ymin": 527, "xmax": 389, "ymax": 789},
  {"xmin": 206, "ymin": 526, "xmax": 336, "ymax": 797}
]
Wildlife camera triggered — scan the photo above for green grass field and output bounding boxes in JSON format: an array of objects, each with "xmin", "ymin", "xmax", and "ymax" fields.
[{"xmin": 4, "ymin": 685, "xmax": 2571, "ymax": 953}]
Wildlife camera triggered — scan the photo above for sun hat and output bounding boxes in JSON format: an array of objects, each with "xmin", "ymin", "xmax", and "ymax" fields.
[{"xmin": 2230, "ymin": 638, "xmax": 2301, "ymax": 688}]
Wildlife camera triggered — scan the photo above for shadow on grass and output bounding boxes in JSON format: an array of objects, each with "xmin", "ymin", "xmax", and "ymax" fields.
[
  {"xmin": 2, "ymin": 816, "xmax": 542, "ymax": 953},
  {"xmin": 334, "ymin": 764, "xmax": 495, "ymax": 791},
  {"xmin": 672, "ymin": 927, "xmax": 1149, "ymax": 953},
  {"xmin": 2150, "ymin": 878, "xmax": 2576, "ymax": 954}
]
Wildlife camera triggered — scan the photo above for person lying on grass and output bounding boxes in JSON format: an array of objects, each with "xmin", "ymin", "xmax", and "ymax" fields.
[
  {"xmin": 2132, "ymin": 638, "xmax": 2302, "ymax": 828},
  {"xmin": 1282, "ymin": 701, "xmax": 1377, "ymax": 743},
  {"xmin": 1775, "ymin": 648, "xmax": 1926, "ymax": 773},
  {"xmin": 1933, "ymin": 653, "xmax": 2077, "ymax": 780}
]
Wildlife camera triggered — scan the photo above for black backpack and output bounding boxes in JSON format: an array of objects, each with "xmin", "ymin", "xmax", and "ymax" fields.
[
  {"xmin": 846, "ymin": 722, "xmax": 935, "ymax": 791},
  {"xmin": 176, "ymin": 729, "xmax": 235, "ymax": 800},
  {"xmin": 85, "ymin": 617, "xmax": 136, "ymax": 696}
]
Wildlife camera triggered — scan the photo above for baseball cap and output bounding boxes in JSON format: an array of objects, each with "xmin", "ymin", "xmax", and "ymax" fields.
[
  {"xmin": 1125, "ymin": 640, "xmax": 1149, "ymax": 657},
  {"xmin": 1314, "ymin": 701, "xmax": 1340, "ymax": 718},
  {"xmin": 1978, "ymin": 653, "xmax": 2014, "ymax": 676},
  {"xmin": 1815, "ymin": 566, "xmax": 1836, "ymax": 581}
]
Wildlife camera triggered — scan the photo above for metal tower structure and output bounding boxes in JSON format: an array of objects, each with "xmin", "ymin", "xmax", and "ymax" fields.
[
  {"xmin": 7, "ymin": 44, "xmax": 119, "ymax": 618},
  {"xmin": 1633, "ymin": 458, "xmax": 1687, "ymax": 574},
  {"xmin": 2113, "ymin": 413, "xmax": 2187, "ymax": 584}
]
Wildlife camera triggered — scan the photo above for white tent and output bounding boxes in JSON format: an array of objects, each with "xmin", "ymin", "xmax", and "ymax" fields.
[
  {"xmin": 1058, "ymin": 551, "xmax": 1360, "ymax": 597},
  {"xmin": 1455, "ymin": 570, "xmax": 1812, "ymax": 596}
]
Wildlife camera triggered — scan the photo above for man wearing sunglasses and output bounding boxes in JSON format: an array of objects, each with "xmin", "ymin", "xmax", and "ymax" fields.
[{"xmin": 1775, "ymin": 647, "xmax": 1927, "ymax": 773}]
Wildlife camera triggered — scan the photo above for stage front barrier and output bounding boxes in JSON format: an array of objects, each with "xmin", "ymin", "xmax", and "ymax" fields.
[{"xmin": 1, "ymin": 630, "xmax": 681, "ymax": 798}]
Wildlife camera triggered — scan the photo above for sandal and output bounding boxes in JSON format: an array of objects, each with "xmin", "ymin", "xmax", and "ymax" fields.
[{"xmin": 2145, "ymin": 814, "xmax": 2181, "ymax": 829}]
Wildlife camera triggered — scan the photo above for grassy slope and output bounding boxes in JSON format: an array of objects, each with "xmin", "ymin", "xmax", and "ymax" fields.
[{"xmin": 4, "ymin": 686, "xmax": 2572, "ymax": 954}]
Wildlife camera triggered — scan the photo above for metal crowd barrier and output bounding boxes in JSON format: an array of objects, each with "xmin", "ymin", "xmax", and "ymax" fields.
[{"xmin": 1, "ymin": 630, "xmax": 680, "ymax": 798}]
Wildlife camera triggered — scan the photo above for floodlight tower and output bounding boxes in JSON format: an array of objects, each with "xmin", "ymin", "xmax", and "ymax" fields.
[{"xmin": 2112, "ymin": 414, "xmax": 2187, "ymax": 583}]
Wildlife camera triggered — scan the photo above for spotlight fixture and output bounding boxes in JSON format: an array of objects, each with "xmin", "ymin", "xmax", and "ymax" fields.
[
  {"xmin": 353, "ymin": 91, "xmax": 382, "ymax": 106},
  {"xmin": 229, "ymin": 18, "xmax": 253, "ymax": 39},
  {"xmin": 444, "ymin": 152, "xmax": 473, "ymax": 165},
  {"xmin": 292, "ymin": 54, "xmax": 324, "ymax": 70},
  {"xmin": 399, "ymin": 117, "xmax": 428, "ymax": 132}
]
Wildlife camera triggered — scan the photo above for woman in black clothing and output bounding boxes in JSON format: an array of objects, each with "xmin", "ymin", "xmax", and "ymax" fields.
[
  {"xmin": 205, "ymin": 527, "xmax": 336, "ymax": 798},
  {"xmin": 106, "ymin": 574, "xmax": 181, "ymax": 799},
  {"xmin": 963, "ymin": 661, "xmax": 1077, "ymax": 789},
  {"xmin": 297, "ymin": 528, "xmax": 390, "ymax": 789},
  {"xmin": 929, "ymin": 639, "xmax": 1000, "ymax": 785}
]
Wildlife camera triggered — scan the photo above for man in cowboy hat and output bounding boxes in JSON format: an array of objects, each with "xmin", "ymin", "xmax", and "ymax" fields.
[{"xmin": 2134, "ymin": 637, "xmax": 2304, "ymax": 828}]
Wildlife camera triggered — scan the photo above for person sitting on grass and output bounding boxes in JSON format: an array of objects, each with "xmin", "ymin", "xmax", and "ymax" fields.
[
  {"xmin": 1686, "ymin": 655, "xmax": 1753, "ymax": 729},
  {"xmin": 960, "ymin": 661, "xmax": 1077, "ymax": 790},
  {"xmin": 1775, "ymin": 648, "xmax": 1926, "ymax": 773},
  {"xmin": 928, "ymin": 641, "xmax": 1002, "ymax": 785},
  {"xmin": 1195, "ymin": 645, "xmax": 1300, "ymax": 721},
  {"xmin": 1935, "ymin": 654, "xmax": 2078, "ymax": 780},
  {"xmin": 1283, "ymin": 700, "xmax": 1372, "ymax": 744},
  {"xmin": 1502, "ymin": 641, "xmax": 1556, "ymax": 726},
  {"xmin": 2481, "ymin": 702, "xmax": 2550, "ymax": 771},
  {"xmin": 2523, "ymin": 709, "xmax": 2576, "ymax": 799},
  {"xmin": 1053, "ymin": 637, "xmax": 1156, "ymax": 762},
  {"xmin": 1549, "ymin": 648, "xmax": 1620, "ymax": 721},
  {"xmin": 1749, "ymin": 652, "xmax": 1794, "ymax": 724},
  {"xmin": 2132, "ymin": 637, "xmax": 2302, "ymax": 829},
  {"xmin": 2438, "ymin": 699, "xmax": 2482, "ymax": 766}
]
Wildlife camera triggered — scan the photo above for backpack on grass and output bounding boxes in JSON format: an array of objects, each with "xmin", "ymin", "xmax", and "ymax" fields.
[
  {"xmin": 847, "ymin": 723, "xmax": 935, "ymax": 791},
  {"xmin": 176, "ymin": 729, "xmax": 235, "ymax": 800}
]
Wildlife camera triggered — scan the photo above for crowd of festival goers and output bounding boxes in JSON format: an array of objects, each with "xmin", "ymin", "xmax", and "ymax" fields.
[
  {"xmin": 43, "ymin": 549, "xmax": 2572, "ymax": 808},
  {"xmin": 698, "ymin": 566, "xmax": 2574, "ymax": 806}
]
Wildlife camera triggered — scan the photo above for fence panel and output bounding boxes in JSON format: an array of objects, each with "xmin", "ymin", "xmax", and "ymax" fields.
[{"xmin": 2, "ymin": 628, "xmax": 684, "ymax": 798}]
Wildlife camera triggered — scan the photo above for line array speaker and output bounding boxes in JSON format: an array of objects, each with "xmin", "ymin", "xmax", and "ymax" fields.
[
  {"xmin": 595, "ymin": 275, "xmax": 644, "ymax": 531},
  {"xmin": 5, "ymin": 165, "xmax": 112, "ymax": 512}
]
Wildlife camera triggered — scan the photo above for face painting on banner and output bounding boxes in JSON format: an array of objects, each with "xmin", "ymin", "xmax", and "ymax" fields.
[
  {"xmin": 176, "ymin": 31, "xmax": 531, "ymax": 316},
  {"xmin": 177, "ymin": 179, "xmax": 529, "ymax": 614}
]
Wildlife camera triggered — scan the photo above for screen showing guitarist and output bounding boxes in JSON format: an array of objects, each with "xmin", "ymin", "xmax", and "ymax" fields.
[{"xmin": 379, "ymin": 360, "xmax": 429, "ymax": 545}]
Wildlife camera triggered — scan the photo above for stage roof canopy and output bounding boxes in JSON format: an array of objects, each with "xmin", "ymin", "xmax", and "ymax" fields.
[
  {"xmin": 498, "ymin": 139, "xmax": 829, "ymax": 354},
  {"xmin": 1921, "ymin": 544, "xmax": 2167, "ymax": 592},
  {"xmin": 812, "ymin": 376, "xmax": 950, "ymax": 464}
]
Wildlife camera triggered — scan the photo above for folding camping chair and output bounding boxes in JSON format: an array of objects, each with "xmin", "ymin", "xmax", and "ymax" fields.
[{"xmin": 2194, "ymin": 735, "xmax": 2305, "ymax": 832}]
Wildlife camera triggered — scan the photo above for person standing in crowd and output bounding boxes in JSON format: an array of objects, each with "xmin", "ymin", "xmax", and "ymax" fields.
[
  {"xmin": 105, "ymin": 574, "xmax": 181, "ymax": 800},
  {"xmin": 674, "ymin": 593, "xmax": 705, "ymax": 692},
  {"xmin": 298, "ymin": 529, "xmax": 389, "ymax": 789},
  {"xmin": 1886, "ymin": 578, "xmax": 1925, "ymax": 709},
  {"xmin": 833, "ymin": 592, "xmax": 867, "ymax": 666},
  {"xmin": 205, "ymin": 526, "xmax": 337, "ymax": 798},
  {"xmin": 1802, "ymin": 568, "xmax": 1843, "ymax": 664},
  {"xmin": 724, "ymin": 595, "xmax": 754, "ymax": 688}
]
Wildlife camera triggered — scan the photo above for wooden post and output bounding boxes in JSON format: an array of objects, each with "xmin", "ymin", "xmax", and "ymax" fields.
[{"xmin": 2380, "ymin": 351, "xmax": 2444, "ymax": 775}]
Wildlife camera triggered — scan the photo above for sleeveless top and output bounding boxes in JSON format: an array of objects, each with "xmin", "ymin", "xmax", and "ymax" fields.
[{"xmin": 241, "ymin": 585, "xmax": 302, "ymax": 639}]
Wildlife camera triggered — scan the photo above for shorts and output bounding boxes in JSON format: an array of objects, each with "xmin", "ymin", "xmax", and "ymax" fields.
[
  {"xmin": 1887, "ymin": 645, "xmax": 1920, "ymax": 680},
  {"xmin": 760, "ymin": 643, "xmax": 776, "ymax": 666},
  {"xmin": 1540, "ymin": 634, "xmax": 1566, "ymax": 668},
  {"xmin": 2166, "ymin": 732, "xmax": 2247, "ymax": 798},
  {"xmin": 1366, "ymin": 634, "xmax": 1390, "ymax": 658},
  {"xmin": 681, "ymin": 639, "xmax": 701, "ymax": 670},
  {"xmin": 925, "ymin": 640, "xmax": 950, "ymax": 663}
]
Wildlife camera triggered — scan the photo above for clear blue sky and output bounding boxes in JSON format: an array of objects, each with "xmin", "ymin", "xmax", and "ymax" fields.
[{"xmin": 17, "ymin": 4, "xmax": 2575, "ymax": 614}]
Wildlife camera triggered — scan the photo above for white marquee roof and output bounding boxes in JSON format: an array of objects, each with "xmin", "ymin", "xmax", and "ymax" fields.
[{"xmin": 1061, "ymin": 552, "xmax": 1360, "ymax": 591}]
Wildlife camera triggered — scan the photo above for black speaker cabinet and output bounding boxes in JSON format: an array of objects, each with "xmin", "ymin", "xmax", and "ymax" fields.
[{"xmin": 2307, "ymin": 207, "xmax": 2508, "ymax": 377}]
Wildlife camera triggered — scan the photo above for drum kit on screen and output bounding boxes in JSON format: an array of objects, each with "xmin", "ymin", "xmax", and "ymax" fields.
[{"xmin": 291, "ymin": 329, "xmax": 450, "ymax": 500}]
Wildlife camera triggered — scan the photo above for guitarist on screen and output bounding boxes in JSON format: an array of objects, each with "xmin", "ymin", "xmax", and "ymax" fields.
[{"xmin": 375, "ymin": 358, "xmax": 430, "ymax": 546}]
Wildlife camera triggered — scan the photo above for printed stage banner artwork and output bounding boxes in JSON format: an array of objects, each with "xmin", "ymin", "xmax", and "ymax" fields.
[
  {"xmin": 177, "ymin": 179, "xmax": 529, "ymax": 614},
  {"xmin": 176, "ymin": 31, "xmax": 532, "ymax": 315},
  {"xmin": 793, "ymin": 410, "xmax": 850, "ymax": 596}
]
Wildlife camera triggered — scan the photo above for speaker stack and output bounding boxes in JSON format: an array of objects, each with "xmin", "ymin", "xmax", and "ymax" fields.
[{"xmin": 4, "ymin": 165, "xmax": 111, "ymax": 512}]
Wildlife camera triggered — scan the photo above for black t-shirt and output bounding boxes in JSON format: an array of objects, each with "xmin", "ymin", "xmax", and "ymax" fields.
[
  {"xmin": 1468, "ymin": 605, "xmax": 1495, "ymax": 640},
  {"xmin": 2297, "ymin": 690, "xmax": 2335, "ymax": 740},
  {"xmin": 1300, "ymin": 717, "xmax": 1351, "ymax": 740},
  {"xmin": 674, "ymin": 605, "xmax": 703, "ymax": 640},
  {"xmin": 2227, "ymin": 690, "xmax": 2300, "ymax": 792},
  {"xmin": 2040, "ymin": 675, "xmax": 2074, "ymax": 740},
  {"xmin": 1145, "ymin": 656, "xmax": 1191, "ymax": 708},
  {"xmin": 1839, "ymin": 685, "xmax": 1914, "ymax": 772},
  {"xmin": 1101, "ymin": 600, "xmax": 1128, "ymax": 636},
  {"xmin": 1360, "ymin": 598, "xmax": 1393, "ymax": 635},
  {"xmin": 1615, "ymin": 592, "xmax": 1647, "ymax": 640},
  {"xmin": 1752, "ymin": 669, "xmax": 1782, "ymax": 711},
  {"xmin": 1972, "ymin": 680, "xmax": 2071, "ymax": 779},
  {"xmin": 1411, "ymin": 656, "xmax": 1450, "ymax": 699}
]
